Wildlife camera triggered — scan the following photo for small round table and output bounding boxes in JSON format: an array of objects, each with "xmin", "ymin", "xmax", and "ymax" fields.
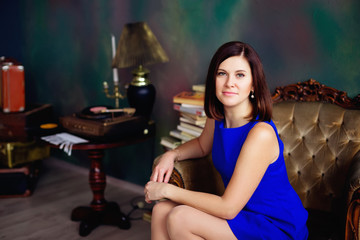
[{"xmin": 59, "ymin": 131, "xmax": 155, "ymax": 236}]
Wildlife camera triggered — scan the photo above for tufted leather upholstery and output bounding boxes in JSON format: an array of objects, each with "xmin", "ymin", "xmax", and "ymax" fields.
[
  {"xmin": 273, "ymin": 101, "xmax": 360, "ymax": 211},
  {"xmin": 157, "ymin": 79, "xmax": 360, "ymax": 239}
]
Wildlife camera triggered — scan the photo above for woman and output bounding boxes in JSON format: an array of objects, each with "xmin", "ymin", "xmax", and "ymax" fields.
[{"xmin": 144, "ymin": 41, "xmax": 308, "ymax": 239}]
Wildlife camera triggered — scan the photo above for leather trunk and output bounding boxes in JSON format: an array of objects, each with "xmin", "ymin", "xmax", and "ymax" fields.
[
  {"xmin": 0, "ymin": 104, "xmax": 54, "ymax": 141},
  {"xmin": 0, "ymin": 141, "xmax": 50, "ymax": 168},
  {"xmin": 0, "ymin": 160, "xmax": 42, "ymax": 198}
]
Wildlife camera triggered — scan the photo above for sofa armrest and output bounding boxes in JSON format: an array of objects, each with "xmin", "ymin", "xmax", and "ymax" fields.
[
  {"xmin": 345, "ymin": 150, "xmax": 360, "ymax": 239},
  {"xmin": 153, "ymin": 154, "xmax": 224, "ymax": 196},
  {"xmin": 347, "ymin": 151, "xmax": 360, "ymax": 204},
  {"xmin": 345, "ymin": 193, "xmax": 360, "ymax": 240}
]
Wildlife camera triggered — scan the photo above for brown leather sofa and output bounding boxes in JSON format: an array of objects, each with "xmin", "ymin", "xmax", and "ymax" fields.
[{"xmin": 156, "ymin": 79, "xmax": 360, "ymax": 239}]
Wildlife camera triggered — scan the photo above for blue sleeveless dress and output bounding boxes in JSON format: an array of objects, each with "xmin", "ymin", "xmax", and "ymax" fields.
[{"xmin": 212, "ymin": 119, "xmax": 308, "ymax": 239}]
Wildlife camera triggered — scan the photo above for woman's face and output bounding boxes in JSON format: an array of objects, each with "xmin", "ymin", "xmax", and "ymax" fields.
[{"xmin": 215, "ymin": 55, "xmax": 253, "ymax": 110}]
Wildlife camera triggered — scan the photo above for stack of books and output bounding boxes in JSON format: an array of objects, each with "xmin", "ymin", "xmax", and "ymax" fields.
[{"xmin": 160, "ymin": 84, "xmax": 206, "ymax": 150}]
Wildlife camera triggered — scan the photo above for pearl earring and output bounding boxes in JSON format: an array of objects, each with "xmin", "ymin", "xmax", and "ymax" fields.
[{"xmin": 250, "ymin": 91, "xmax": 255, "ymax": 99}]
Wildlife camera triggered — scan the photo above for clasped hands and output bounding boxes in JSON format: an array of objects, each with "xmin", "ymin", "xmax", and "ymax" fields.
[{"xmin": 144, "ymin": 152, "xmax": 176, "ymax": 203}]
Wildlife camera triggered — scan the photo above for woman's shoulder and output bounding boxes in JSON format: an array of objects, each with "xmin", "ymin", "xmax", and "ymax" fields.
[
  {"xmin": 247, "ymin": 121, "xmax": 280, "ymax": 163},
  {"xmin": 248, "ymin": 121, "xmax": 277, "ymax": 141}
]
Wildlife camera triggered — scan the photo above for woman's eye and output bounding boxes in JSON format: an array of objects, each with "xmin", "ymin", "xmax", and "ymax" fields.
[
  {"xmin": 217, "ymin": 71, "xmax": 226, "ymax": 76},
  {"xmin": 237, "ymin": 73, "xmax": 245, "ymax": 78}
]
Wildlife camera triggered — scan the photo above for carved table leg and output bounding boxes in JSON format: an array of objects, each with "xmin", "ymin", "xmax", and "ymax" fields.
[
  {"xmin": 88, "ymin": 149, "xmax": 107, "ymax": 211},
  {"xmin": 71, "ymin": 149, "xmax": 131, "ymax": 237}
]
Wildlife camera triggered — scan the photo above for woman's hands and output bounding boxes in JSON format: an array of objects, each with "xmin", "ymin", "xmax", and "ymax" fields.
[
  {"xmin": 145, "ymin": 150, "xmax": 178, "ymax": 203},
  {"xmin": 144, "ymin": 181, "xmax": 169, "ymax": 203},
  {"xmin": 150, "ymin": 150, "xmax": 177, "ymax": 183}
]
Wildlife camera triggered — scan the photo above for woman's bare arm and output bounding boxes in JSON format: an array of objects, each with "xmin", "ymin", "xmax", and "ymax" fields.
[
  {"xmin": 150, "ymin": 118, "xmax": 215, "ymax": 183},
  {"xmin": 146, "ymin": 122, "xmax": 279, "ymax": 219}
]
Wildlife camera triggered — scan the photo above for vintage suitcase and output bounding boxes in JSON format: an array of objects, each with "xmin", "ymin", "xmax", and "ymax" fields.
[
  {"xmin": 0, "ymin": 141, "xmax": 50, "ymax": 168},
  {"xmin": 0, "ymin": 104, "xmax": 54, "ymax": 141},
  {"xmin": 0, "ymin": 160, "xmax": 42, "ymax": 198},
  {"xmin": 0, "ymin": 64, "xmax": 25, "ymax": 113}
]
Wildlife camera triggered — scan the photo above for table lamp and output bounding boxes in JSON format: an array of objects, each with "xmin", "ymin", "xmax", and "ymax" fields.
[{"xmin": 112, "ymin": 22, "xmax": 169, "ymax": 119}]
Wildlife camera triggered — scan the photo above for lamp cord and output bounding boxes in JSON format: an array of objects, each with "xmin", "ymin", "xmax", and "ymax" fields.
[{"xmin": 126, "ymin": 195, "xmax": 154, "ymax": 220}]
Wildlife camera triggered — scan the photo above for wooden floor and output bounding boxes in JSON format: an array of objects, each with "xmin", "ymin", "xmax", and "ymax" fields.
[{"xmin": 0, "ymin": 157, "xmax": 151, "ymax": 240}]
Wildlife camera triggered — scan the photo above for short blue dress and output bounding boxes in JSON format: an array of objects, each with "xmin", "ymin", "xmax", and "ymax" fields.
[{"xmin": 212, "ymin": 119, "xmax": 308, "ymax": 239}]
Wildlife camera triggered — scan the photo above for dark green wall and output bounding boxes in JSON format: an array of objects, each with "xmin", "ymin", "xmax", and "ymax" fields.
[{"xmin": 1, "ymin": 0, "xmax": 360, "ymax": 186}]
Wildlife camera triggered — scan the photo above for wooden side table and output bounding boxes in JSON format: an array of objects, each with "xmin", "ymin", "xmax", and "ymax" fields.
[{"xmin": 55, "ymin": 124, "xmax": 155, "ymax": 237}]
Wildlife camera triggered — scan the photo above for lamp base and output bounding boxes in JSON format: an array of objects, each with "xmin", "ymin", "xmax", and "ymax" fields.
[{"xmin": 127, "ymin": 84, "xmax": 155, "ymax": 119}]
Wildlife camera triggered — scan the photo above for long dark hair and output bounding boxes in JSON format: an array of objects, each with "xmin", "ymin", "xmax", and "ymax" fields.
[{"xmin": 204, "ymin": 41, "xmax": 272, "ymax": 122}]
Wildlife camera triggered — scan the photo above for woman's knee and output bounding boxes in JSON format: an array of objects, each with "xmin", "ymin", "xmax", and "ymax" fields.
[
  {"xmin": 167, "ymin": 205, "xmax": 192, "ymax": 236},
  {"xmin": 152, "ymin": 200, "xmax": 176, "ymax": 220}
]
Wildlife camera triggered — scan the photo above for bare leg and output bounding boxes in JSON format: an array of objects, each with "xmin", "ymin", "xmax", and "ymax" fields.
[
  {"xmin": 167, "ymin": 205, "xmax": 237, "ymax": 240},
  {"xmin": 151, "ymin": 200, "xmax": 178, "ymax": 240}
]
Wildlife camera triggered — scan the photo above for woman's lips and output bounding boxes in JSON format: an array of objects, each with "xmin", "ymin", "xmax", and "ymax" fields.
[{"xmin": 222, "ymin": 91, "xmax": 238, "ymax": 96}]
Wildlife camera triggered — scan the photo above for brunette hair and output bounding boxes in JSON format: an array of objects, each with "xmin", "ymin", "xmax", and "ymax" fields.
[{"xmin": 204, "ymin": 41, "xmax": 272, "ymax": 122}]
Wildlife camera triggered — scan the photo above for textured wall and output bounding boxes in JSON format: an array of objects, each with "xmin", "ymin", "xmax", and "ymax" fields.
[{"xmin": 1, "ymin": 0, "xmax": 360, "ymax": 185}]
